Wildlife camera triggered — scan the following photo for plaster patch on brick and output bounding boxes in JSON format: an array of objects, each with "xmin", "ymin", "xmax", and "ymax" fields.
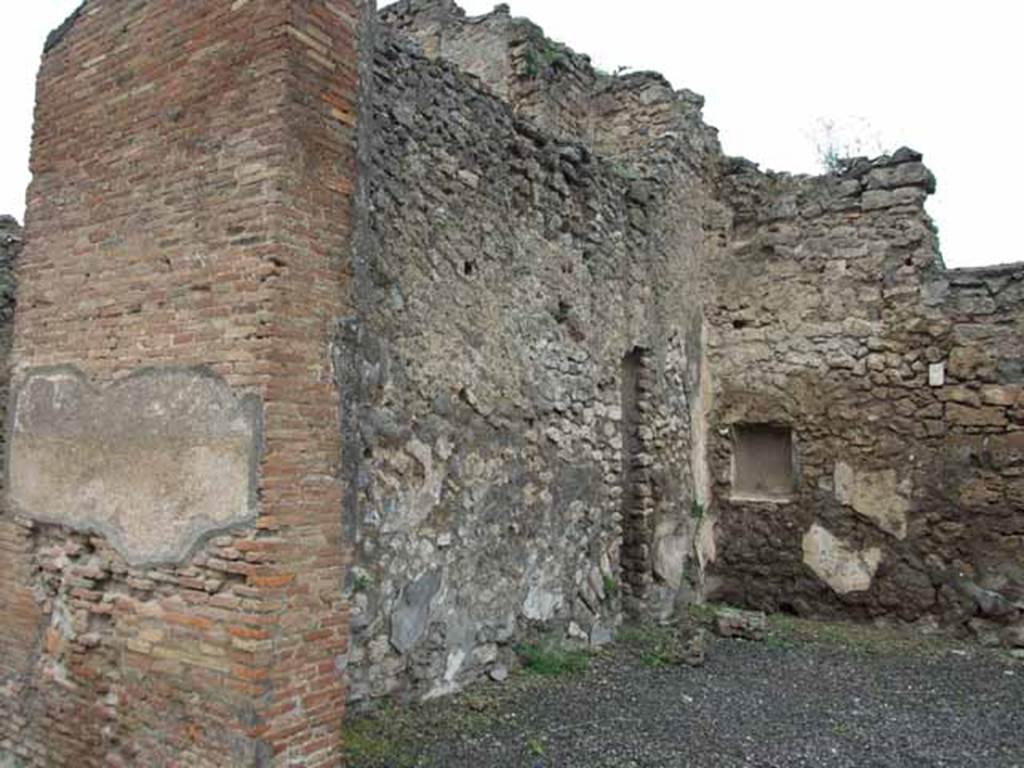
[
  {"xmin": 834, "ymin": 462, "xmax": 910, "ymax": 539},
  {"xmin": 8, "ymin": 367, "xmax": 261, "ymax": 566},
  {"xmin": 802, "ymin": 524, "xmax": 882, "ymax": 595}
]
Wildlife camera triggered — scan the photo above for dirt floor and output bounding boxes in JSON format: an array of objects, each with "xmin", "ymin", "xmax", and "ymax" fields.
[{"xmin": 341, "ymin": 616, "xmax": 1024, "ymax": 767}]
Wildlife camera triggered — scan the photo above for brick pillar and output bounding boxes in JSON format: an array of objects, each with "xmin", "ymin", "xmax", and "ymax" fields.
[{"xmin": 1, "ymin": 2, "xmax": 364, "ymax": 765}]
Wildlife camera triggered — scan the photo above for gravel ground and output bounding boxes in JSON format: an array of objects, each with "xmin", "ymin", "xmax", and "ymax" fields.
[{"xmin": 343, "ymin": 620, "xmax": 1024, "ymax": 768}]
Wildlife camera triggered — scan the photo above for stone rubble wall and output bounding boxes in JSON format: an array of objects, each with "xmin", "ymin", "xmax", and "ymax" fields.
[
  {"xmin": 380, "ymin": 0, "xmax": 596, "ymax": 144},
  {"xmin": 706, "ymin": 150, "xmax": 1024, "ymax": 648},
  {"xmin": 379, "ymin": 0, "xmax": 721, "ymax": 171},
  {"xmin": 916, "ymin": 263, "xmax": 1024, "ymax": 646},
  {"xmin": 339, "ymin": 29, "xmax": 713, "ymax": 704}
]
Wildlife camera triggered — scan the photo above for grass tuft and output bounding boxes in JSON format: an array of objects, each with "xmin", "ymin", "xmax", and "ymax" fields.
[
  {"xmin": 341, "ymin": 717, "xmax": 426, "ymax": 768},
  {"xmin": 514, "ymin": 641, "xmax": 590, "ymax": 677}
]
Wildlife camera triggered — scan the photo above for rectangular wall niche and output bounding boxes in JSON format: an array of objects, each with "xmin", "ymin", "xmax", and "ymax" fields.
[{"xmin": 731, "ymin": 424, "xmax": 796, "ymax": 501}]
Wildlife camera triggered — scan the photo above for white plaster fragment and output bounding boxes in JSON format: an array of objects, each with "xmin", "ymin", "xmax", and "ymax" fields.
[
  {"xmin": 834, "ymin": 461, "xmax": 910, "ymax": 539},
  {"xmin": 652, "ymin": 520, "xmax": 690, "ymax": 590},
  {"xmin": 802, "ymin": 524, "xmax": 883, "ymax": 595},
  {"xmin": 523, "ymin": 584, "xmax": 562, "ymax": 621}
]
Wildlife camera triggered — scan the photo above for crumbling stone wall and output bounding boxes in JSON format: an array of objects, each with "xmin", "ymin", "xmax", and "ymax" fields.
[
  {"xmin": 338, "ymin": 24, "xmax": 716, "ymax": 703},
  {"xmin": 904, "ymin": 264, "xmax": 1024, "ymax": 646},
  {"xmin": 379, "ymin": 0, "xmax": 720, "ymax": 170},
  {"xmin": 380, "ymin": 0, "xmax": 596, "ymax": 142},
  {"xmin": 363, "ymin": 0, "xmax": 1024, "ymax": 661},
  {"xmin": 705, "ymin": 151, "xmax": 1024, "ymax": 647}
]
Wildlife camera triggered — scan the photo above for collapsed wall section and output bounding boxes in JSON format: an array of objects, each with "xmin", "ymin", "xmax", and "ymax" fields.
[
  {"xmin": 379, "ymin": 0, "xmax": 721, "ymax": 169},
  {"xmin": 339, "ymin": 30, "xmax": 713, "ymax": 703},
  {"xmin": 706, "ymin": 150, "xmax": 1024, "ymax": 646},
  {"xmin": 380, "ymin": 0, "xmax": 596, "ymax": 141},
  {"xmin": 1, "ymin": 2, "xmax": 364, "ymax": 765}
]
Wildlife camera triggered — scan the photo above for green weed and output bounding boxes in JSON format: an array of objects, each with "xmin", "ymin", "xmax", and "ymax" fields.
[
  {"xmin": 514, "ymin": 641, "xmax": 590, "ymax": 677},
  {"xmin": 526, "ymin": 735, "xmax": 547, "ymax": 757},
  {"xmin": 618, "ymin": 623, "xmax": 688, "ymax": 668},
  {"xmin": 603, "ymin": 574, "xmax": 618, "ymax": 599},
  {"xmin": 341, "ymin": 718, "xmax": 426, "ymax": 768}
]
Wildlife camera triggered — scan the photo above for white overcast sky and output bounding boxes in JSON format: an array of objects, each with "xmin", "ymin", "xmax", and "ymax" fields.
[{"xmin": 2, "ymin": 1, "xmax": 1021, "ymax": 268}]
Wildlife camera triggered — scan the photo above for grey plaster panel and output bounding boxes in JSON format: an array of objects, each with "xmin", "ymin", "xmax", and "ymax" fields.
[{"xmin": 7, "ymin": 367, "xmax": 261, "ymax": 566}]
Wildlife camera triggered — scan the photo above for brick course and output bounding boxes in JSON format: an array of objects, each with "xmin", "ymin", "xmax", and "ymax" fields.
[{"xmin": 1, "ymin": 1, "xmax": 362, "ymax": 765}]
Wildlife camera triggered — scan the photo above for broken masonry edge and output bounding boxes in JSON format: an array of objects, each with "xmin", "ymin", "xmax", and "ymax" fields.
[{"xmin": 44, "ymin": 1, "xmax": 89, "ymax": 54}]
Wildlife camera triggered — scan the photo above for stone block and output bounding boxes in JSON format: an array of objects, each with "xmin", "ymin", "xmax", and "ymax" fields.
[
  {"xmin": 981, "ymin": 385, "xmax": 1023, "ymax": 407},
  {"xmin": 390, "ymin": 570, "xmax": 443, "ymax": 654},
  {"xmin": 946, "ymin": 403, "xmax": 1008, "ymax": 428},
  {"xmin": 941, "ymin": 386, "xmax": 981, "ymax": 406},
  {"xmin": 713, "ymin": 607, "xmax": 767, "ymax": 641},
  {"xmin": 948, "ymin": 345, "xmax": 996, "ymax": 381},
  {"xmin": 1003, "ymin": 624, "xmax": 1024, "ymax": 649},
  {"xmin": 864, "ymin": 162, "xmax": 936, "ymax": 193},
  {"xmin": 861, "ymin": 187, "xmax": 927, "ymax": 210}
]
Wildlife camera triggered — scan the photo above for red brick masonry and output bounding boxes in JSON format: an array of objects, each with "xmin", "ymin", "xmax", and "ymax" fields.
[{"xmin": 0, "ymin": 1, "xmax": 361, "ymax": 765}]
